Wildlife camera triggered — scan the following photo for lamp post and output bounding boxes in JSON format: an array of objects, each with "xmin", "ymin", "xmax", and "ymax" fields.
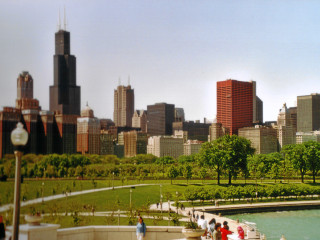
[
  {"xmin": 42, "ymin": 182, "xmax": 45, "ymax": 203},
  {"xmin": 160, "ymin": 194, "xmax": 163, "ymax": 215},
  {"xmin": 130, "ymin": 189, "xmax": 132, "ymax": 209},
  {"xmin": 112, "ymin": 172, "xmax": 115, "ymax": 190},
  {"xmin": 11, "ymin": 122, "xmax": 28, "ymax": 240},
  {"xmin": 176, "ymin": 191, "xmax": 179, "ymax": 213}
]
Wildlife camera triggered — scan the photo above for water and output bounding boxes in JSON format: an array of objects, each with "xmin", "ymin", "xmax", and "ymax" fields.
[{"xmin": 227, "ymin": 209, "xmax": 320, "ymax": 240}]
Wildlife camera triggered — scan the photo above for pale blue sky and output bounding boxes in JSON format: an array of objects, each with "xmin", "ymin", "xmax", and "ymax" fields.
[{"xmin": 1, "ymin": 0, "xmax": 320, "ymax": 121}]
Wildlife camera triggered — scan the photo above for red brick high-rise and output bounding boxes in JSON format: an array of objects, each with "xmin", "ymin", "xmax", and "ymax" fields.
[{"xmin": 217, "ymin": 79, "xmax": 262, "ymax": 135}]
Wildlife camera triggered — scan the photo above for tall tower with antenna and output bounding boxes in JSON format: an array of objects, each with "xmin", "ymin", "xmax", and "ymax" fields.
[
  {"xmin": 113, "ymin": 81, "xmax": 134, "ymax": 127},
  {"xmin": 50, "ymin": 10, "xmax": 80, "ymax": 115}
]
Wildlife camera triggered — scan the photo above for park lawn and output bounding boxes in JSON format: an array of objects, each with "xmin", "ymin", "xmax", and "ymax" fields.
[
  {"xmin": 0, "ymin": 177, "xmax": 308, "ymax": 206},
  {"xmin": 20, "ymin": 185, "xmax": 174, "ymax": 214}
]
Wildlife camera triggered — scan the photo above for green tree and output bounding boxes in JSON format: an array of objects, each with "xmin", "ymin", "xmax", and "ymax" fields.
[
  {"xmin": 167, "ymin": 165, "xmax": 179, "ymax": 184},
  {"xmin": 219, "ymin": 135, "xmax": 255, "ymax": 184},
  {"xmin": 182, "ymin": 164, "xmax": 193, "ymax": 184},
  {"xmin": 282, "ymin": 144, "xmax": 307, "ymax": 183},
  {"xmin": 248, "ymin": 154, "xmax": 267, "ymax": 183},
  {"xmin": 156, "ymin": 156, "xmax": 175, "ymax": 177},
  {"xmin": 303, "ymin": 141, "xmax": 320, "ymax": 183},
  {"xmin": 197, "ymin": 141, "xmax": 224, "ymax": 184},
  {"xmin": 267, "ymin": 152, "xmax": 283, "ymax": 182},
  {"xmin": 199, "ymin": 167, "xmax": 207, "ymax": 184}
]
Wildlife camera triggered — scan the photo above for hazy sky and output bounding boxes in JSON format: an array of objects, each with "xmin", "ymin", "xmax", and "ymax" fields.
[{"xmin": 1, "ymin": 0, "xmax": 320, "ymax": 122}]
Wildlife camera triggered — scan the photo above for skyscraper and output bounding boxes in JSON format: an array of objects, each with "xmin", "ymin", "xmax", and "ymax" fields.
[
  {"xmin": 217, "ymin": 79, "xmax": 263, "ymax": 135},
  {"xmin": 15, "ymin": 71, "xmax": 40, "ymax": 111},
  {"xmin": 277, "ymin": 103, "xmax": 295, "ymax": 149},
  {"xmin": 113, "ymin": 85, "xmax": 134, "ymax": 127},
  {"xmin": 147, "ymin": 103, "xmax": 175, "ymax": 136},
  {"xmin": 49, "ymin": 26, "xmax": 80, "ymax": 115},
  {"xmin": 297, "ymin": 93, "xmax": 320, "ymax": 132},
  {"xmin": 77, "ymin": 105, "xmax": 101, "ymax": 155}
]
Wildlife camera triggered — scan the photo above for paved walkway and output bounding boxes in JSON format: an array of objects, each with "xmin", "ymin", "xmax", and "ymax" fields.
[
  {"xmin": 0, "ymin": 184, "xmax": 155, "ymax": 213},
  {"xmin": 150, "ymin": 201, "xmax": 244, "ymax": 234}
]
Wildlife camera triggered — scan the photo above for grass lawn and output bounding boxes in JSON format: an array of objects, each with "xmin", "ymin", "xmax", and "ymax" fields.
[{"xmin": 0, "ymin": 178, "xmax": 313, "ymax": 207}]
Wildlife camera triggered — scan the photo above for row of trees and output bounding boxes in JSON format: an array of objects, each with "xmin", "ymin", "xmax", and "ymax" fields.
[
  {"xmin": 0, "ymin": 136, "xmax": 320, "ymax": 183},
  {"xmin": 197, "ymin": 135, "xmax": 320, "ymax": 184},
  {"xmin": 184, "ymin": 184, "xmax": 320, "ymax": 204}
]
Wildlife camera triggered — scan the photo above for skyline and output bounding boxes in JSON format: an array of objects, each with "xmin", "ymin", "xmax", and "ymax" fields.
[{"xmin": 1, "ymin": 1, "xmax": 320, "ymax": 122}]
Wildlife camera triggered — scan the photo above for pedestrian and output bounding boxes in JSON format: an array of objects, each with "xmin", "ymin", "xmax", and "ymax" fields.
[
  {"xmin": 208, "ymin": 218, "xmax": 216, "ymax": 239},
  {"xmin": 197, "ymin": 215, "xmax": 208, "ymax": 237},
  {"xmin": 136, "ymin": 216, "xmax": 146, "ymax": 240},
  {"xmin": 237, "ymin": 226, "xmax": 245, "ymax": 240},
  {"xmin": 196, "ymin": 214, "xmax": 199, "ymax": 220},
  {"xmin": 0, "ymin": 216, "xmax": 5, "ymax": 240},
  {"xmin": 213, "ymin": 223, "xmax": 222, "ymax": 240},
  {"xmin": 221, "ymin": 221, "xmax": 232, "ymax": 240},
  {"xmin": 156, "ymin": 202, "xmax": 159, "ymax": 208}
]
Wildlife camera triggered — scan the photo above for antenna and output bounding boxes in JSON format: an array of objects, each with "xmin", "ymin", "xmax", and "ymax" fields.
[
  {"xmin": 86, "ymin": 101, "xmax": 88, "ymax": 107},
  {"xmin": 128, "ymin": 75, "xmax": 130, "ymax": 86},
  {"xmin": 64, "ymin": 6, "xmax": 67, "ymax": 30},
  {"xmin": 58, "ymin": 8, "xmax": 61, "ymax": 30},
  {"xmin": 118, "ymin": 77, "xmax": 121, "ymax": 86}
]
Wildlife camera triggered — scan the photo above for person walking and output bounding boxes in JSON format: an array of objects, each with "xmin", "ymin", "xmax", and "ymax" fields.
[
  {"xmin": 136, "ymin": 216, "xmax": 146, "ymax": 240},
  {"xmin": 208, "ymin": 218, "xmax": 216, "ymax": 239},
  {"xmin": 213, "ymin": 223, "xmax": 222, "ymax": 240},
  {"xmin": 0, "ymin": 216, "xmax": 5, "ymax": 240}
]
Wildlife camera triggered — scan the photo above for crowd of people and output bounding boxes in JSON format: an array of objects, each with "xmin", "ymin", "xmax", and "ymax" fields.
[{"xmin": 197, "ymin": 214, "xmax": 244, "ymax": 240}]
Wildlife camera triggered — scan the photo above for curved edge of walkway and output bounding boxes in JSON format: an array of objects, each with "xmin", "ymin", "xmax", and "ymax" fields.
[{"xmin": 0, "ymin": 183, "xmax": 155, "ymax": 213}]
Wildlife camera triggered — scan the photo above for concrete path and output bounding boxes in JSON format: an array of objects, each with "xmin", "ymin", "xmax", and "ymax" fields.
[{"xmin": 0, "ymin": 184, "xmax": 155, "ymax": 213}]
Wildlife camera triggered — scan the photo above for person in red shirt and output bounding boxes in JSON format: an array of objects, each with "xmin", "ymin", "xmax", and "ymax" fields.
[
  {"xmin": 220, "ymin": 221, "xmax": 232, "ymax": 240},
  {"xmin": 237, "ymin": 226, "xmax": 245, "ymax": 240}
]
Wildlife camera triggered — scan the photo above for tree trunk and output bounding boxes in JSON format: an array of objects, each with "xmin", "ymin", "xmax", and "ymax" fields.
[
  {"xmin": 313, "ymin": 170, "xmax": 316, "ymax": 184},
  {"xmin": 228, "ymin": 171, "xmax": 232, "ymax": 185},
  {"xmin": 217, "ymin": 171, "xmax": 220, "ymax": 185}
]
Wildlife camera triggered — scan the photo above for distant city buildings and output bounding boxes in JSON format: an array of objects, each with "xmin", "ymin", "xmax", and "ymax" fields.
[
  {"xmin": 217, "ymin": 79, "xmax": 263, "ymax": 135},
  {"xmin": 123, "ymin": 130, "xmax": 147, "ymax": 157},
  {"xmin": 16, "ymin": 72, "xmax": 40, "ymax": 111},
  {"xmin": 174, "ymin": 108, "xmax": 185, "ymax": 122},
  {"xmin": 172, "ymin": 121, "xmax": 210, "ymax": 142},
  {"xmin": 238, "ymin": 125, "xmax": 277, "ymax": 154},
  {"xmin": 276, "ymin": 103, "xmax": 295, "ymax": 149},
  {"xmin": 296, "ymin": 131, "xmax": 320, "ymax": 144},
  {"xmin": 49, "ymin": 28, "xmax": 80, "ymax": 115},
  {"xmin": 208, "ymin": 123, "xmax": 229, "ymax": 141},
  {"xmin": 147, "ymin": 135, "xmax": 184, "ymax": 158},
  {"xmin": 5, "ymin": 17, "xmax": 320, "ymax": 159},
  {"xmin": 132, "ymin": 110, "xmax": 147, "ymax": 133},
  {"xmin": 297, "ymin": 93, "xmax": 320, "ymax": 132},
  {"xmin": 147, "ymin": 103, "xmax": 175, "ymax": 136},
  {"xmin": 77, "ymin": 105, "xmax": 100, "ymax": 154},
  {"xmin": 183, "ymin": 140, "xmax": 202, "ymax": 156},
  {"xmin": 113, "ymin": 85, "xmax": 134, "ymax": 127}
]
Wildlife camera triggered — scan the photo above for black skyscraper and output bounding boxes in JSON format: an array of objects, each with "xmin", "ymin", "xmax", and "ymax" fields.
[{"xmin": 50, "ymin": 28, "xmax": 80, "ymax": 115}]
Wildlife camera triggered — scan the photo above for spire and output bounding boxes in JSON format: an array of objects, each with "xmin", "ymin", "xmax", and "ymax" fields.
[
  {"xmin": 58, "ymin": 8, "xmax": 61, "ymax": 30},
  {"xmin": 64, "ymin": 6, "xmax": 67, "ymax": 30},
  {"xmin": 128, "ymin": 75, "xmax": 130, "ymax": 86},
  {"xmin": 118, "ymin": 77, "xmax": 121, "ymax": 86}
]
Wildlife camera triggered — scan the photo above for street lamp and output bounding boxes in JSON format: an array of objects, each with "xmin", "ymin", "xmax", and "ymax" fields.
[
  {"xmin": 130, "ymin": 189, "xmax": 132, "ymax": 209},
  {"xmin": 176, "ymin": 191, "xmax": 179, "ymax": 213},
  {"xmin": 160, "ymin": 194, "xmax": 163, "ymax": 215},
  {"xmin": 42, "ymin": 182, "xmax": 45, "ymax": 203},
  {"xmin": 11, "ymin": 122, "xmax": 28, "ymax": 240},
  {"xmin": 112, "ymin": 172, "xmax": 115, "ymax": 190}
]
